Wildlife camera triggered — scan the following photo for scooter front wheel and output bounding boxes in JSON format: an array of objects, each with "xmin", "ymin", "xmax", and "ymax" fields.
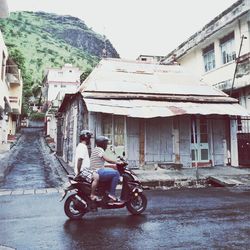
[
  {"xmin": 64, "ymin": 194, "xmax": 87, "ymax": 219},
  {"xmin": 126, "ymin": 193, "xmax": 147, "ymax": 215}
]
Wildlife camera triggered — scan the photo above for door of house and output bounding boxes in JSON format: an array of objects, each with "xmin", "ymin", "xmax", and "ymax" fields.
[{"xmin": 191, "ymin": 117, "xmax": 210, "ymax": 167}]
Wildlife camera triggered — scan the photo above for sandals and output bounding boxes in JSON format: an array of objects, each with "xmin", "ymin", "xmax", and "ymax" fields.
[
  {"xmin": 108, "ymin": 194, "xmax": 118, "ymax": 201},
  {"xmin": 90, "ymin": 195, "xmax": 101, "ymax": 201},
  {"xmin": 107, "ymin": 194, "xmax": 124, "ymax": 204}
]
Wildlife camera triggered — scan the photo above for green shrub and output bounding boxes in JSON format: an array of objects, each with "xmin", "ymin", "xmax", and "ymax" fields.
[{"xmin": 29, "ymin": 112, "xmax": 45, "ymax": 121}]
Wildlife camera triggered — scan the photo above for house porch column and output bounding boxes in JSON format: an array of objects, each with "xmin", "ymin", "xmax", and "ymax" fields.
[{"xmin": 230, "ymin": 119, "xmax": 239, "ymax": 167}]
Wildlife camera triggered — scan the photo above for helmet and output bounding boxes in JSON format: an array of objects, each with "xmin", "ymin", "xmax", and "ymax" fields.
[
  {"xmin": 95, "ymin": 135, "xmax": 109, "ymax": 150},
  {"xmin": 79, "ymin": 130, "xmax": 92, "ymax": 144}
]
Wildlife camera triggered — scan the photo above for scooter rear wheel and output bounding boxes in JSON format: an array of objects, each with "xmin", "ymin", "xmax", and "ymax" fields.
[
  {"xmin": 126, "ymin": 193, "xmax": 147, "ymax": 215},
  {"xmin": 64, "ymin": 194, "xmax": 87, "ymax": 219}
]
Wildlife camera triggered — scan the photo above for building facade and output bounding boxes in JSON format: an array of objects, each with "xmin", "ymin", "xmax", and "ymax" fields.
[
  {"xmin": 0, "ymin": 25, "xmax": 23, "ymax": 151},
  {"xmin": 42, "ymin": 64, "xmax": 82, "ymax": 140},
  {"xmin": 137, "ymin": 55, "xmax": 165, "ymax": 63},
  {"xmin": 163, "ymin": 0, "xmax": 250, "ymax": 164},
  {"xmin": 163, "ymin": 0, "xmax": 250, "ymax": 127},
  {"xmin": 43, "ymin": 64, "xmax": 81, "ymax": 103},
  {"xmin": 57, "ymin": 59, "xmax": 249, "ymax": 169}
]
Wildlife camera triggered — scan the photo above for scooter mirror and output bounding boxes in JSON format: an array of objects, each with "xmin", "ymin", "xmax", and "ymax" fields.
[{"xmin": 109, "ymin": 145, "xmax": 116, "ymax": 155}]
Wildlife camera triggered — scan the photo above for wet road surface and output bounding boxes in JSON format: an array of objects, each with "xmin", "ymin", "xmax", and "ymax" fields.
[
  {"xmin": 0, "ymin": 187, "xmax": 250, "ymax": 249},
  {"xmin": 0, "ymin": 128, "xmax": 62, "ymax": 189},
  {"xmin": 0, "ymin": 128, "xmax": 250, "ymax": 249}
]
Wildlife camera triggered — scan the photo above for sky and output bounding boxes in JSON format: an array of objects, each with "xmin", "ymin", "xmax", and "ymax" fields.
[{"xmin": 7, "ymin": 0, "xmax": 238, "ymax": 59}]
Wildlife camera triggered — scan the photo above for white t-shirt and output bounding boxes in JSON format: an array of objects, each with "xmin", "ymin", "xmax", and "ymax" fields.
[{"xmin": 74, "ymin": 142, "xmax": 90, "ymax": 174}]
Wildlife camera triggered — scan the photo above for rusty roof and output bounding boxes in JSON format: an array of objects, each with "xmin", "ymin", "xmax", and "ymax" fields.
[
  {"xmin": 77, "ymin": 58, "xmax": 249, "ymax": 118},
  {"xmin": 80, "ymin": 58, "xmax": 234, "ymax": 100},
  {"xmin": 84, "ymin": 98, "xmax": 250, "ymax": 118}
]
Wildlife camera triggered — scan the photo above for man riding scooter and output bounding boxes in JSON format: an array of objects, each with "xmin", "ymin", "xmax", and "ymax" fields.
[{"xmin": 90, "ymin": 135, "xmax": 123, "ymax": 204}]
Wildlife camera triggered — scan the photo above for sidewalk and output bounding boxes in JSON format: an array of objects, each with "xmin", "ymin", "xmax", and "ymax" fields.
[
  {"xmin": 0, "ymin": 135, "xmax": 22, "ymax": 183},
  {"xmin": 1, "ymin": 134, "xmax": 250, "ymax": 189},
  {"xmin": 54, "ymin": 152, "xmax": 250, "ymax": 188},
  {"xmin": 133, "ymin": 165, "xmax": 250, "ymax": 188}
]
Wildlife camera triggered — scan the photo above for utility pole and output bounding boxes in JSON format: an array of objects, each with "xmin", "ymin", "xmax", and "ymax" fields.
[{"xmin": 230, "ymin": 35, "xmax": 247, "ymax": 97}]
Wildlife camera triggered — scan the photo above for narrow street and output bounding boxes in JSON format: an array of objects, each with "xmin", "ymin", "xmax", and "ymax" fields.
[{"xmin": 0, "ymin": 128, "xmax": 63, "ymax": 190}]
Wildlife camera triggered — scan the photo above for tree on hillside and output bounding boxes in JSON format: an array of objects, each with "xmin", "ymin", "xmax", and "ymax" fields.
[{"xmin": 80, "ymin": 68, "xmax": 92, "ymax": 83}]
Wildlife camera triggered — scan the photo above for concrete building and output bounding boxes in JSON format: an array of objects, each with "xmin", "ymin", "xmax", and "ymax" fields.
[
  {"xmin": 6, "ymin": 58, "xmax": 23, "ymax": 139},
  {"xmin": 163, "ymin": 0, "xmax": 250, "ymax": 164},
  {"xmin": 43, "ymin": 64, "xmax": 81, "ymax": 103},
  {"xmin": 0, "ymin": 0, "xmax": 8, "ymax": 18},
  {"xmin": 137, "ymin": 55, "xmax": 165, "ymax": 63},
  {"xmin": 42, "ymin": 64, "xmax": 82, "ymax": 140},
  {"xmin": 0, "ymin": 1, "xmax": 23, "ymax": 151},
  {"xmin": 0, "ymin": 30, "xmax": 10, "ymax": 151}
]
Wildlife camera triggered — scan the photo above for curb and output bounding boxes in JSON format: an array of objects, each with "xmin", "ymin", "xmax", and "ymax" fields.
[
  {"xmin": 40, "ymin": 136, "xmax": 68, "ymax": 184},
  {"xmin": 0, "ymin": 135, "xmax": 23, "ymax": 183},
  {"xmin": 140, "ymin": 177, "xmax": 209, "ymax": 190}
]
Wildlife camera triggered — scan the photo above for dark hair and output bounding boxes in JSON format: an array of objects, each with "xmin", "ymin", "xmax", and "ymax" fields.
[{"xmin": 79, "ymin": 130, "xmax": 92, "ymax": 144}]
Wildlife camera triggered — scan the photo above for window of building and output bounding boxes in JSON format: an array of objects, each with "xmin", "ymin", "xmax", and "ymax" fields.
[
  {"xmin": 102, "ymin": 114, "xmax": 125, "ymax": 155},
  {"xmin": 220, "ymin": 32, "xmax": 236, "ymax": 64},
  {"xmin": 203, "ymin": 44, "xmax": 215, "ymax": 72},
  {"xmin": 61, "ymin": 85, "xmax": 66, "ymax": 88},
  {"xmin": 102, "ymin": 115, "xmax": 112, "ymax": 144},
  {"xmin": 103, "ymin": 115, "xmax": 124, "ymax": 146},
  {"xmin": 54, "ymin": 85, "xmax": 58, "ymax": 87}
]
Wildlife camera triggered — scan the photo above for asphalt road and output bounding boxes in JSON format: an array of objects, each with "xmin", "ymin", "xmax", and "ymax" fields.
[{"xmin": 0, "ymin": 187, "xmax": 250, "ymax": 250}]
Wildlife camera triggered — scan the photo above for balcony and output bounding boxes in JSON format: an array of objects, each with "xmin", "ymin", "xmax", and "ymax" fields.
[
  {"xmin": 9, "ymin": 96, "xmax": 21, "ymax": 115},
  {"xmin": 5, "ymin": 58, "xmax": 22, "ymax": 86},
  {"xmin": 6, "ymin": 72, "xmax": 21, "ymax": 86}
]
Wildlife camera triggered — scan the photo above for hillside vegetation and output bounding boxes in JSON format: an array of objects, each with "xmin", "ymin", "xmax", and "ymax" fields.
[{"xmin": 0, "ymin": 11, "xmax": 119, "ymax": 114}]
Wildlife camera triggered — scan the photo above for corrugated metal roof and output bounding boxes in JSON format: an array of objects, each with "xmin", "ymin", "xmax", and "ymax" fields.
[
  {"xmin": 84, "ymin": 98, "xmax": 250, "ymax": 118},
  {"xmin": 80, "ymin": 59, "xmax": 229, "ymax": 98},
  {"xmin": 79, "ymin": 59, "xmax": 249, "ymax": 118}
]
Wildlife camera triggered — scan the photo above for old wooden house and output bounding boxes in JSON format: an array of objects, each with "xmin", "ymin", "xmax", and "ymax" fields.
[{"xmin": 57, "ymin": 58, "xmax": 249, "ymax": 169}]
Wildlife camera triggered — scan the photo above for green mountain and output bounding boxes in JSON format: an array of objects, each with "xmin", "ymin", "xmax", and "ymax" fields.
[{"xmin": 0, "ymin": 11, "xmax": 119, "ymax": 88}]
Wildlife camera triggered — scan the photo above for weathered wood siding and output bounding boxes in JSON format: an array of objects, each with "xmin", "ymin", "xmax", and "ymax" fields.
[
  {"xmin": 86, "ymin": 112, "xmax": 230, "ymax": 168},
  {"xmin": 126, "ymin": 117, "xmax": 140, "ymax": 168},
  {"xmin": 145, "ymin": 117, "xmax": 173, "ymax": 163},
  {"xmin": 61, "ymin": 95, "xmax": 85, "ymax": 167},
  {"xmin": 179, "ymin": 116, "xmax": 192, "ymax": 167}
]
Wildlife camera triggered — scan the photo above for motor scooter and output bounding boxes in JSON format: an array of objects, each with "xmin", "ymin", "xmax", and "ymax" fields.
[{"xmin": 61, "ymin": 156, "xmax": 147, "ymax": 219}]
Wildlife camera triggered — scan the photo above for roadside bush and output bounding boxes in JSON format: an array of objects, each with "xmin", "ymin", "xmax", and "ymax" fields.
[{"xmin": 29, "ymin": 112, "xmax": 45, "ymax": 121}]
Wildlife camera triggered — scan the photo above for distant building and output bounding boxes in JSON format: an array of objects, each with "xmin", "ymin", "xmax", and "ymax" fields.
[
  {"xmin": 42, "ymin": 64, "xmax": 82, "ymax": 140},
  {"xmin": 0, "ymin": 0, "xmax": 9, "ymax": 18},
  {"xmin": 42, "ymin": 64, "xmax": 81, "ymax": 104},
  {"xmin": 137, "ymin": 54, "xmax": 165, "ymax": 63}
]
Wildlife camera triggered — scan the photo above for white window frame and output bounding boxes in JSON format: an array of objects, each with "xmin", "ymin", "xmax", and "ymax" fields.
[
  {"xmin": 220, "ymin": 32, "xmax": 236, "ymax": 64},
  {"xmin": 203, "ymin": 44, "xmax": 215, "ymax": 72}
]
